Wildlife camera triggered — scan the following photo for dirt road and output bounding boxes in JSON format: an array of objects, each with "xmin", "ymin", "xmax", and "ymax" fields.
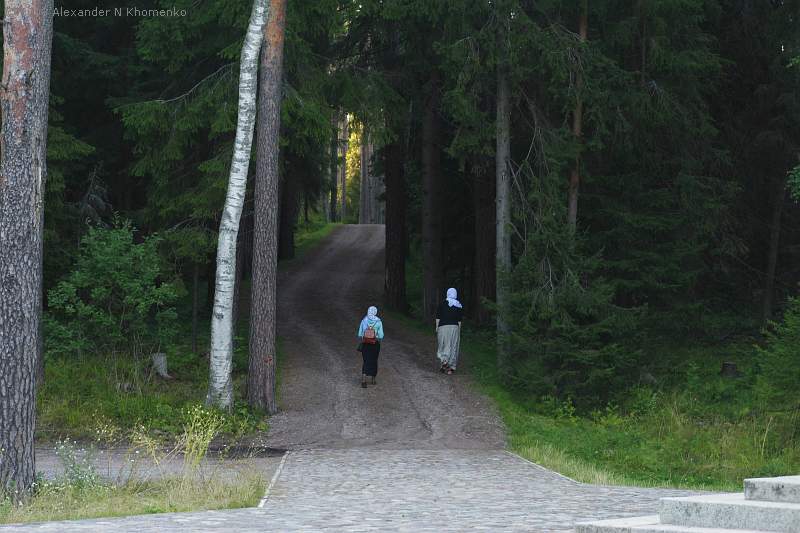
[{"xmin": 265, "ymin": 224, "xmax": 505, "ymax": 450}]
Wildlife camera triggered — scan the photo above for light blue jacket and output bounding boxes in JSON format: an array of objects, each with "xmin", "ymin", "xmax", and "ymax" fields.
[{"xmin": 357, "ymin": 318, "xmax": 384, "ymax": 340}]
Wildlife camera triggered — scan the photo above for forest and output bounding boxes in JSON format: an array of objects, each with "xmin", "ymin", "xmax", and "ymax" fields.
[{"xmin": 1, "ymin": 0, "xmax": 799, "ymax": 518}]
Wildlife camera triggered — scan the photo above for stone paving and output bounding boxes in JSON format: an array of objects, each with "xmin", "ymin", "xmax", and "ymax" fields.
[{"xmin": 1, "ymin": 449, "xmax": 699, "ymax": 532}]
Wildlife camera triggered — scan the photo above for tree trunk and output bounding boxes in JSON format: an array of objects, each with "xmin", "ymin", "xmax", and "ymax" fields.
[
  {"xmin": 192, "ymin": 262, "xmax": 200, "ymax": 353},
  {"xmin": 567, "ymin": 0, "xmax": 588, "ymax": 231},
  {"xmin": 472, "ymin": 161, "xmax": 496, "ymax": 326},
  {"xmin": 340, "ymin": 115, "xmax": 349, "ymax": 222},
  {"xmin": 278, "ymin": 170, "xmax": 298, "ymax": 260},
  {"xmin": 248, "ymin": 0, "xmax": 286, "ymax": 414},
  {"xmin": 359, "ymin": 130, "xmax": 370, "ymax": 224},
  {"xmin": 207, "ymin": 0, "xmax": 268, "ymax": 410},
  {"xmin": 384, "ymin": 141, "xmax": 408, "ymax": 311},
  {"xmin": 762, "ymin": 181, "xmax": 785, "ymax": 322},
  {"xmin": 0, "ymin": 0, "xmax": 54, "ymax": 498},
  {"xmin": 495, "ymin": 14, "xmax": 512, "ymax": 366},
  {"xmin": 230, "ymin": 227, "xmax": 246, "ymax": 345},
  {"xmin": 329, "ymin": 116, "xmax": 338, "ymax": 222},
  {"xmin": 422, "ymin": 82, "xmax": 444, "ymax": 321}
]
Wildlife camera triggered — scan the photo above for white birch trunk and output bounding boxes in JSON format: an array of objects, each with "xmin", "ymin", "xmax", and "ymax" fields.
[{"xmin": 207, "ymin": 0, "xmax": 269, "ymax": 410}]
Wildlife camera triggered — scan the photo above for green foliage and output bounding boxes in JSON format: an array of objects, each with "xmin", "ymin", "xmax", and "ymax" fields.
[
  {"xmin": 45, "ymin": 222, "xmax": 181, "ymax": 358},
  {"xmin": 461, "ymin": 325, "xmax": 800, "ymax": 489},
  {"xmin": 503, "ymin": 163, "xmax": 641, "ymax": 407},
  {"xmin": 756, "ymin": 297, "xmax": 800, "ymax": 407}
]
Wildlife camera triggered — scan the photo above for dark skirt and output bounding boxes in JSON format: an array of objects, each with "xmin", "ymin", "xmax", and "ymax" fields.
[{"xmin": 361, "ymin": 341, "xmax": 381, "ymax": 377}]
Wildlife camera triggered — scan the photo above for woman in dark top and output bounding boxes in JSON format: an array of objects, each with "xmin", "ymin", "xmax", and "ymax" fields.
[{"xmin": 436, "ymin": 288, "xmax": 463, "ymax": 374}]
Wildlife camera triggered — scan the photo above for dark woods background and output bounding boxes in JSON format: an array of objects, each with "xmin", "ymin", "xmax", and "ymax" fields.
[{"xmin": 39, "ymin": 0, "xmax": 800, "ymax": 407}]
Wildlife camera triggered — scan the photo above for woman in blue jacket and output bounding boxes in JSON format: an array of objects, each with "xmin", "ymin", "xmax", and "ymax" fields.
[{"xmin": 357, "ymin": 306, "xmax": 384, "ymax": 388}]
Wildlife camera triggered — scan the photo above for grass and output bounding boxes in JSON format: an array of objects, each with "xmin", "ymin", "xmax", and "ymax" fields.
[
  {"xmin": 37, "ymin": 352, "xmax": 264, "ymax": 443},
  {"xmin": 287, "ymin": 216, "xmax": 339, "ymax": 265},
  {"xmin": 0, "ymin": 475, "xmax": 265, "ymax": 525},
  {"xmin": 6, "ymin": 404, "xmax": 266, "ymax": 525},
  {"xmin": 459, "ymin": 326, "xmax": 800, "ymax": 490}
]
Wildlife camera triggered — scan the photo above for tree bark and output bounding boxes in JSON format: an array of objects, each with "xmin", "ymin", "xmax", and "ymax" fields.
[
  {"xmin": 472, "ymin": 161, "xmax": 496, "ymax": 326},
  {"xmin": 329, "ymin": 116, "xmax": 338, "ymax": 222},
  {"xmin": 359, "ymin": 129, "xmax": 370, "ymax": 224},
  {"xmin": 207, "ymin": 0, "xmax": 268, "ymax": 410},
  {"xmin": 192, "ymin": 262, "xmax": 200, "ymax": 354},
  {"xmin": 339, "ymin": 115, "xmax": 349, "ymax": 222},
  {"xmin": 496, "ymin": 13, "xmax": 512, "ymax": 366},
  {"xmin": 762, "ymin": 181, "xmax": 785, "ymax": 322},
  {"xmin": 248, "ymin": 0, "xmax": 286, "ymax": 414},
  {"xmin": 0, "ymin": 0, "xmax": 54, "ymax": 498},
  {"xmin": 421, "ymin": 81, "xmax": 444, "ymax": 321},
  {"xmin": 567, "ymin": 0, "xmax": 588, "ymax": 231},
  {"xmin": 384, "ymin": 141, "xmax": 408, "ymax": 311},
  {"xmin": 278, "ymin": 169, "xmax": 298, "ymax": 260}
]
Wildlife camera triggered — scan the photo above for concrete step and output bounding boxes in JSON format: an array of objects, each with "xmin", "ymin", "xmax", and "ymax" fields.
[
  {"xmin": 745, "ymin": 476, "xmax": 800, "ymax": 504},
  {"xmin": 575, "ymin": 515, "xmax": 771, "ymax": 533},
  {"xmin": 659, "ymin": 493, "xmax": 800, "ymax": 532}
]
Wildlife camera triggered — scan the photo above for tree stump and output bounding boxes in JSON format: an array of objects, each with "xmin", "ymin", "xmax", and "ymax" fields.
[{"xmin": 151, "ymin": 352, "xmax": 172, "ymax": 379}]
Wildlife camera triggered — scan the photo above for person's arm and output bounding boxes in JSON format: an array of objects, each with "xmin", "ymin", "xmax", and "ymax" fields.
[
  {"xmin": 435, "ymin": 318, "xmax": 440, "ymax": 333},
  {"xmin": 376, "ymin": 320, "xmax": 385, "ymax": 340},
  {"xmin": 357, "ymin": 321, "xmax": 364, "ymax": 339}
]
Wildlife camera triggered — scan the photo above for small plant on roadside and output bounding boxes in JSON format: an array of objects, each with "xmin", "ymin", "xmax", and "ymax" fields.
[
  {"xmin": 180, "ymin": 405, "xmax": 225, "ymax": 472},
  {"xmin": 53, "ymin": 440, "xmax": 103, "ymax": 491}
]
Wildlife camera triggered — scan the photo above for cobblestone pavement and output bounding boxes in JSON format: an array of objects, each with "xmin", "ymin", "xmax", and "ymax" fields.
[{"xmin": 1, "ymin": 449, "xmax": 698, "ymax": 532}]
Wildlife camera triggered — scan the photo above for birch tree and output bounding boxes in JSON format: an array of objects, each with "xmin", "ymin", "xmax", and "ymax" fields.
[
  {"xmin": 207, "ymin": 0, "xmax": 269, "ymax": 410},
  {"xmin": 249, "ymin": 0, "xmax": 287, "ymax": 414},
  {"xmin": 0, "ymin": 0, "xmax": 54, "ymax": 497}
]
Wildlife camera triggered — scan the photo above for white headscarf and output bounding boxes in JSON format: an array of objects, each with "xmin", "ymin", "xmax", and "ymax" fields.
[
  {"xmin": 446, "ymin": 288, "xmax": 462, "ymax": 308},
  {"xmin": 360, "ymin": 305, "xmax": 380, "ymax": 330}
]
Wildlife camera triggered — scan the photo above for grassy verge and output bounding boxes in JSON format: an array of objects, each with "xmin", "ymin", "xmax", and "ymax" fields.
[
  {"xmin": 397, "ymin": 257, "xmax": 799, "ymax": 491},
  {"xmin": 286, "ymin": 217, "xmax": 339, "ymax": 265},
  {"xmin": 7, "ymin": 405, "xmax": 265, "ymax": 524},
  {"xmin": 0, "ymin": 475, "xmax": 264, "ymax": 525},
  {"xmin": 463, "ymin": 327, "xmax": 799, "ymax": 490}
]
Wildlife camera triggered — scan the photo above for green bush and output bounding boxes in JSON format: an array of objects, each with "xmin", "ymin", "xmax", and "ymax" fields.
[
  {"xmin": 756, "ymin": 297, "xmax": 800, "ymax": 408},
  {"xmin": 45, "ymin": 221, "xmax": 182, "ymax": 358}
]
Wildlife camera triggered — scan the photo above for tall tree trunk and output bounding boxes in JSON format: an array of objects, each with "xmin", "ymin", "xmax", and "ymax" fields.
[
  {"xmin": 0, "ymin": 0, "xmax": 54, "ymax": 498},
  {"xmin": 762, "ymin": 181, "xmax": 786, "ymax": 322},
  {"xmin": 278, "ymin": 170, "xmax": 298, "ymax": 259},
  {"xmin": 495, "ymin": 13, "xmax": 512, "ymax": 367},
  {"xmin": 567, "ymin": 0, "xmax": 588, "ymax": 231},
  {"xmin": 472, "ymin": 161, "xmax": 496, "ymax": 326},
  {"xmin": 230, "ymin": 227, "xmax": 246, "ymax": 345},
  {"xmin": 340, "ymin": 115, "xmax": 349, "ymax": 222},
  {"xmin": 249, "ymin": 0, "xmax": 286, "ymax": 414},
  {"xmin": 192, "ymin": 263, "xmax": 200, "ymax": 354},
  {"xmin": 359, "ymin": 129, "xmax": 370, "ymax": 224},
  {"xmin": 421, "ymin": 83, "xmax": 444, "ymax": 321},
  {"xmin": 329, "ymin": 116, "xmax": 338, "ymax": 222},
  {"xmin": 384, "ymin": 141, "xmax": 408, "ymax": 311},
  {"xmin": 207, "ymin": 0, "xmax": 268, "ymax": 410}
]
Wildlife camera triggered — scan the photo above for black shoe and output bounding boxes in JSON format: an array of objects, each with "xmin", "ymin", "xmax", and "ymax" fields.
[{"xmin": 361, "ymin": 381, "xmax": 367, "ymax": 388}]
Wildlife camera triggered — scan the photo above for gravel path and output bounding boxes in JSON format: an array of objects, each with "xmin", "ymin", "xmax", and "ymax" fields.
[{"xmin": 5, "ymin": 225, "xmax": 702, "ymax": 531}]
